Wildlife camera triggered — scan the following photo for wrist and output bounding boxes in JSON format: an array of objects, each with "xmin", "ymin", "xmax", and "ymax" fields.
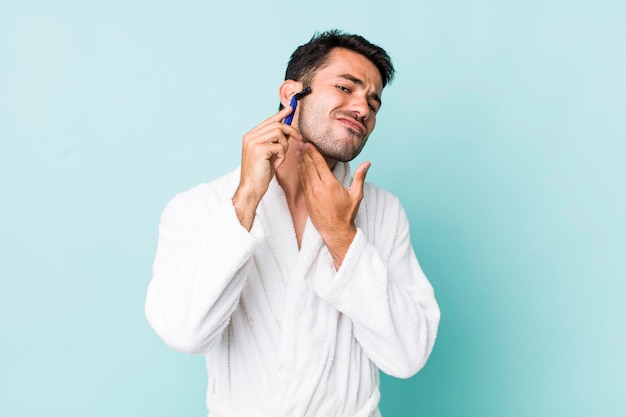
[
  {"xmin": 323, "ymin": 225, "xmax": 356, "ymax": 270},
  {"xmin": 232, "ymin": 186, "xmax": 262, "ymax": 231}
]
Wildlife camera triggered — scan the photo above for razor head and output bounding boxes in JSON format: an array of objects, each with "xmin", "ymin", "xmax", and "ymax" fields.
[{"xmin": 294, "ymin": 86, "xmax": 312, "ymax": 100}]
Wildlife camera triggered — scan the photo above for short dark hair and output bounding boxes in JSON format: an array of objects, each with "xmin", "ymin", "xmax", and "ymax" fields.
[
  {"xmin": 286, "ymin": 29, "xmax": 394, "ymax": 86},
  {"xmin": 280, "ymin": 30, "xmax": 394, "ymax": 109}
]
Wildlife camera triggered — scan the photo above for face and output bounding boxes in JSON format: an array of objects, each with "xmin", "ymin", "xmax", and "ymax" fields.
[{"xmin": 296, "ymin": 48, "xmax": 384, "ymax": 162}]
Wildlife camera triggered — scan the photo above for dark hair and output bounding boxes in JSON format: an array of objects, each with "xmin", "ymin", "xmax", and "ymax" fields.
[
  {"xmin": 285, "ymin": 29, "xmax": 394, "ymax": 87},
  {"xmin": 279, "ymin": 30, "xmax": 394, "ymax": 110}
]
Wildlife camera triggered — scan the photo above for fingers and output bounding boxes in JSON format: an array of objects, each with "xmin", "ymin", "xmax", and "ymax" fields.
[
  {"xmin": 297, "ymin": 143, "xmax": 321, "ymax": 183},
  {"xmin": 249, "ymin": 106, "xmax": 293, "ymax": 132},
  {"xmin": 241, "ymin": 106, "xmax": 305, "ymax": 171},
  {"xmin": 243, "ymin": 122, "xmax": 302, "ymax": 156},
  {"xmin": 235, "ymin": 107, "xmax": 308, "ymax": 229},
  {"xmin": 245, "ymin": 121, "xmax": 299, "ymax": 145},
  {"xmin": 245, "ymin": 126, "xmax": 290, "ymax": 149},
  {"xmin": 297, "ymin": 143, "xmax": 335, "ymax": 182},
  {"xmin": 349, "ymin": 161, "xmax": 371, "ymax": 198},
  {"xmin": 238, "ymin": 108, "xmax": 298, "ymax": 194},
  {"xmin": 247, "ymin": 106, "xmax": 302, "ymax": 139}
]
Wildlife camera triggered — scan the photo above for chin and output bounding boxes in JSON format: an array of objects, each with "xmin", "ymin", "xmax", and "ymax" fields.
[
  {"xmin": 319, "ymin": 147, "xmax": 363, "ymax": 163},
  {"xmin": 303, "ymin": 130, "xmax": 366, "ymax": 162}
]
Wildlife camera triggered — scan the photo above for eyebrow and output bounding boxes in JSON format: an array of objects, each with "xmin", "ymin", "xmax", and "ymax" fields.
[{"xmin": 338, "ymin": 74, "xmax": 382, "ymax": 107}]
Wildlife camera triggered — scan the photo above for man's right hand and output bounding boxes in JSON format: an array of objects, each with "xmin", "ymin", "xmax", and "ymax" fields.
[{"xmin": 232, "ymin": 106, "xmax": 302, "ymax": 230}]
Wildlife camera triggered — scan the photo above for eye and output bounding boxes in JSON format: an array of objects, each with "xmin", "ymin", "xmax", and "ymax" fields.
[
  {"xmin": 369, "ymin": 102, "xmax": 380, "ymax": 113},
  {"xmin": 337, "ymin": 85, "xmax": 351, "ymax": 93}
]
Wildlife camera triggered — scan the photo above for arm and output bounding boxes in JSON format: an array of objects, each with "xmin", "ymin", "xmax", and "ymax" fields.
[
  {"xmin": 145, "ymin": 185, "xmax": 263, "ymax": 354},
  {"xmin": 313, "ymin": 196, "xmax": 440, "ymax": 378},
  {"xmin": 297, "ymin": 144, "xmax": 439, "ymax": 377},
  {"xmin": 145, "ymin": 107, "xmax": 301, "ymax": 354},
  {"xmin": 297, "ymin": 142, "xmax": 370, "ymax": 269},
  {"xmin": 233, "ymin": 106, "xmax": 302, "ymax": 230}
]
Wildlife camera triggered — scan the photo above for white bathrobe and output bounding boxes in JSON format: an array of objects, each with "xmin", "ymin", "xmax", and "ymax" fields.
[{"xmin": 145, "ymin": 162, "xmax": 440, "ymax": 417}]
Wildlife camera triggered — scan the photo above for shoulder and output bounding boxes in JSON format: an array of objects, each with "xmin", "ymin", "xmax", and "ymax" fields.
[
  {"xmin": 356, "ymin": 181, "xmax": 411, "ymax": 256},
  {"xmin": 361, "ymin": 181, "xmax": 405, "ymax": 218},
  {"xmin": 162, "ymin": 168, "xmax": 240, "ymax": 222}
]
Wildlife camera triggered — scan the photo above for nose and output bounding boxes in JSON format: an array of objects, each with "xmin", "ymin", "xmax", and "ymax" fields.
[{"xmin": 348, "ymin": 93, "xmax": 372, "ymax": 122}]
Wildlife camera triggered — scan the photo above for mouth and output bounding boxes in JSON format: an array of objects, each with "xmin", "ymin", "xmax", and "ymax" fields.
[{"xmin": 336, "ymin": 116, "xmax": 366, "ymax": 136}]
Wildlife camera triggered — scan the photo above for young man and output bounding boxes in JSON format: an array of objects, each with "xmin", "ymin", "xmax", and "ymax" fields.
[{"xmin": 146, "ymin": 30, "xmax": 440, "ymax": 417}]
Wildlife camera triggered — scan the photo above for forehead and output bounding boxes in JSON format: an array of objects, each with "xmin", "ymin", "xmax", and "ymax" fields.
[{"xmin": 313, "ymin": 48, "xmax": 383, "ymax": 93}]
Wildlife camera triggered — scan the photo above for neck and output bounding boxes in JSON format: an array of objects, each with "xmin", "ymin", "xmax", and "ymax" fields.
[
  {"xmin": 275, "ymin": 139, "xmax": 303, "ymax": 202},
  {"xmin": 276, "ymin": 139, "xmax": 337, "ymax": 201},
  {"xmin": 277, "ymin": 138, "xmax": 337, "ymax": 248}
]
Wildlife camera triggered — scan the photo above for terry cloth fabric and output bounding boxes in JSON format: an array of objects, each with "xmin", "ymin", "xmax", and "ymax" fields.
[{"xmin": 145, "ymin": 162, "xmax": 440, "ymax": 417}]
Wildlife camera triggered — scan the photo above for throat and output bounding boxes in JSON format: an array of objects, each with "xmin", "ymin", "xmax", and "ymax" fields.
[
  {"xmin": 286, "ymin": 197, "xmax": 308, "ymax": 249},
  {"xmin": 276, "ymin": 163, "xmax": 309, "ymax": 249}
]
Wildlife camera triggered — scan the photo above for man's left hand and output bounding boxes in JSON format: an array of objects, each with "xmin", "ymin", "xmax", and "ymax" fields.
[{"xmin": 297, "ymin": 143, "xmax": 370, "ymax": 270}]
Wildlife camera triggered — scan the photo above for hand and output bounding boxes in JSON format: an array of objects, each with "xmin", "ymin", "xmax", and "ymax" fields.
[
  {"xmin": 233, "ymin": 107, "xmax": 302, "ymax": 230},
  {"xmin": 297, "ymin": 142, "xmax": 370, "ymax": 269}
]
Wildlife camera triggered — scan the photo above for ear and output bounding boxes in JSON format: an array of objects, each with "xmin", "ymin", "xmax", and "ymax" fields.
[{"xmin": 279, "ymin": 80, "xmax": 303, "ymax": 109}]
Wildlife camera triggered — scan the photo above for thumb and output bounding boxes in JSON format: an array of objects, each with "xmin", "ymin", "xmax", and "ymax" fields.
[{"xmin": 350, "ymin": 161, "xmax": 371, "ymax": 196}]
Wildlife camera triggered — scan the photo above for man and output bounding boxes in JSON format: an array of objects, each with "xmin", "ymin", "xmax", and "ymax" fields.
[{"xmin": 146, "ymin": 30, "xmax": 440, "ymax": 417}]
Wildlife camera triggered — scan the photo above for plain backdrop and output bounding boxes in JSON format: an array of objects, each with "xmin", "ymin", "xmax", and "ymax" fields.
[{"xmin": 1, "ymin": 0, "xmax": 624, "ymax": 416}]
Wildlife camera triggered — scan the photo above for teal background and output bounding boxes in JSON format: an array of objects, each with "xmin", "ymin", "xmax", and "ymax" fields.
[{"xmin": 1, "ymin": 0, "xmax": 624, "ymax": 416}]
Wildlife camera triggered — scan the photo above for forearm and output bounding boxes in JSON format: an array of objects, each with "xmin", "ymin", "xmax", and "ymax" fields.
[
  {"xmin": 145, "ymin": 194, "xmax": 262, "ymax": 354},
  {"xmin": 232, "ymin": 184, "xmax": 262, "ymax": 231},
  {"xmin": 314, "ymin": 228, "xmax": 440, "ymax": 378},
  {"xmin": 320, "ymin": 225, "xmax": 357, "ymax": 270}
]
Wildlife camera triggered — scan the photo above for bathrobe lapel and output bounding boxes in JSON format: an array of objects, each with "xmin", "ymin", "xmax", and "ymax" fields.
[{"xmin": 256, "ymin": 163, "xmax": 353, "ymax": 416}]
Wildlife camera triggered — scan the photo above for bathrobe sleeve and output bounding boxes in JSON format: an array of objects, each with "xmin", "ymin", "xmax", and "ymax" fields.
[
  {"xmin": 313, "ymin": 184, "xmax": 440, "ymax": 379},
  {"xmin": 145, "ymin": 179, "xmax": 264, "ymax": 354}
]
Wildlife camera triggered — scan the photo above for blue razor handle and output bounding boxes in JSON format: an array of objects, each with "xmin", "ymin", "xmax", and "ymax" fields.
[
  {"xmin": 284, "ymin": 87, "xmax": 311, "ymax": 126},
  {"xmin": 284, "ymin": 95, "xmax": 298, "ymax": 126}
]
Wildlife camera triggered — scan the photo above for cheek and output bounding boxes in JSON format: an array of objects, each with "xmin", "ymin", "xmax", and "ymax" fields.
[{"xmin": 301, "ymin": 101, "xmax": 319, "ymax": 120}]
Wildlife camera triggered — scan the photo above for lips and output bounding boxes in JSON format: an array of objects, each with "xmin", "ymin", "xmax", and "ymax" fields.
[{"xmin": 336, "ymin": 116, "xmax": 366, "ymax": 136}]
